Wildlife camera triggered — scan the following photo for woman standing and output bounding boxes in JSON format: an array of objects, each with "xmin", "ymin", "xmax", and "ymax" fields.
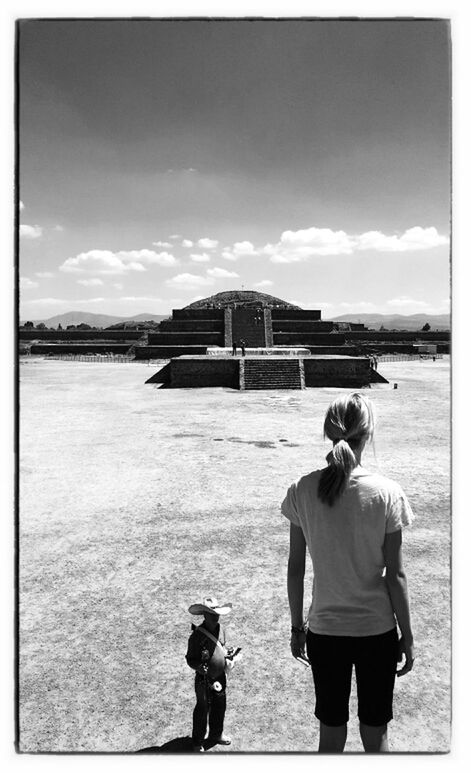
[{"xmin": 282, "ymin": 393, "xmax": 414, "ymax": 753}]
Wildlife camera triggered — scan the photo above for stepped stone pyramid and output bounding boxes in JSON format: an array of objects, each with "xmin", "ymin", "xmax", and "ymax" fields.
[
  {"xmin": 144, "ymin": 290, "xmax": 388, "ymax": 389},
  {"xmin": 138, "ymin": 290, "xmax": 352, "ymax": 360}
]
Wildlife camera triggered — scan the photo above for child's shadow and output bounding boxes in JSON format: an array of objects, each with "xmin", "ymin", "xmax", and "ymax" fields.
[
  {"xmin": 136, "ymin": 736, "xmax": 193, "ymax": 753},
  {"xmin": 136, "ymin": 736, "xmax": 223, "ymax": 753}
]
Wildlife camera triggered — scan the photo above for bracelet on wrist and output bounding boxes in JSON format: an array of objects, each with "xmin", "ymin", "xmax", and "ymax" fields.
[{"xmin": 291, "ymin": 625, "xmax": 305, "ymax": 634}]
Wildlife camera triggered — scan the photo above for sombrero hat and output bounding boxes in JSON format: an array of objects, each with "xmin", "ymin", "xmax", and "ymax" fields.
[{"xmin": 188, "ymin": 596, "xmax": 232, "ymax": 616}]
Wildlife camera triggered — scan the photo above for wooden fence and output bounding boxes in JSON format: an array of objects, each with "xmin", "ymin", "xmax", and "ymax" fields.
[{"xmin": 46, "ymin": 354, "xmax": 135, "ymax": 363}]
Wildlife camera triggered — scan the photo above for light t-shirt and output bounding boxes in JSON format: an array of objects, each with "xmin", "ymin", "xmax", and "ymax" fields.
[{"xmin": 281, "ymin": 467, "xmax": 414, "ymax": 637}]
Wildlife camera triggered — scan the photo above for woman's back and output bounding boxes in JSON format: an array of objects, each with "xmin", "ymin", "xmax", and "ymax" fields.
[
  {"xmin": 282, "ymin": 467, "xmax": 413, "ymax": 636},
  {"xmin": 284, "ymin": 392, "xmax": 415, "ymax": 752}
]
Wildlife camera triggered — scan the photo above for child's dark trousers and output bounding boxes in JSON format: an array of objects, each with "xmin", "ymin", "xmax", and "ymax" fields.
[{"xmin": 192, "ymin": 672, "xmax": 227, "ymax": 744}]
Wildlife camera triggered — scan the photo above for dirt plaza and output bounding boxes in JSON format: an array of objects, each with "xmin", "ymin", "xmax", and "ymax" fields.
[{"xmin": 19, "ymin": 357, "xmax": 450, "ymax": 752}]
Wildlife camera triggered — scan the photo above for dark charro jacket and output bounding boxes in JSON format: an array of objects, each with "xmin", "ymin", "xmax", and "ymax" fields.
[{"xmin": 186, "ymin": 622, "xmax": 227, "ymax": 680}]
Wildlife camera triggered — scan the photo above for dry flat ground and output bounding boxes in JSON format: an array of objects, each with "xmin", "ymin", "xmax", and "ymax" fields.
[{"xmin": 19, "ymin": 357, "xmax": 450, "ymax": 753}]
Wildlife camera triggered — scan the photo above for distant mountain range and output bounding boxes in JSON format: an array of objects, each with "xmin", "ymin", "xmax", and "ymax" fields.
[
  {"xmin": 25, "ymin": 311, "xmax": 168, "ymax": 328},
  {"xmin": 327, "ymin": 313, "xmax": 450, "ymax": 330},
  {"xmin": 22, "ymin": 309, "xmax": 450, "ymax": 331}
]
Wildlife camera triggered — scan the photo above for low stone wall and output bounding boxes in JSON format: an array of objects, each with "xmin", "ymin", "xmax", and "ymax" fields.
[
  {"xmin": 307, "ymin": 346, "xmax": 358, "ymax": 355},
  {"xmin": 135, "ymin": 345, "xmax": 207, "ymax": 358},
  {"xmin": 19, "ymin": 330, "xmax": 142, "ymax": 341},
  {"xmin": 271, "ymin": 309, "xmax": 322, "ymax": 320},
  {"xmin": 303, "ymin": 357, "xmax": 373, "ymax": 387},
  {"xmin": 359, "ymin": 342, "xmax": 450, "ymax": 354},
  {"xmin": 274, "ymin": 333, "xmax": 347, "ymax": 345},
  {"xmin": 145, "ymin": 355, "xmax": 385, "ymax": 389},
  {"xmin": 172, "ymin": 308, "xmax": 225, "ymax": 320},
  {"xmin": 148, "ymin": 332, "xmax": 223, "ymax": 345},
  {"xmin": 158, "ymin": 319, "xmax": 224, "ymax": 332},
  {"xmin": 170, "ymin": 357, "xmax": 240, "ymax": 388},
  {"xmin": 30, "ymin": 343, "xmax": 131, "ymax": 354},
  {"xmin": 272, "ymin": 320, "xmax": 334, "ymax": 332},
  {"xmin": 345, "ymin": 330, "xmax": 450, "ymax": 342}
]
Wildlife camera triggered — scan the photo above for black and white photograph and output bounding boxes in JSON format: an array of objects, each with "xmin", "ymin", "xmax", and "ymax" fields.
[{"xmin": 16, "ymin": 12, "xmax": 451, "ymax": 755}]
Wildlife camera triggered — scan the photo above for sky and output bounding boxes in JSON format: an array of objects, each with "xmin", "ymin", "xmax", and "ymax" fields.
[{"xmin": 18, "ymin": 18, "xmax": 451, "ymax": 320}]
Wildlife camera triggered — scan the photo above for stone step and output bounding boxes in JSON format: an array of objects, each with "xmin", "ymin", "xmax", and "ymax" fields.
[
  {"xmin": 243, "ymin": 358, "xmax": 302, "ymax": 390},
  {"xmin": 244, "ymin": 370, "xmax": 300, "ymax": 376},
  {"xmin": 244, "ymin": 370, "xmax": 299, "ymax": 376},
  {"xmin": 245, "ymin": 379, "xmax": 300, "ymax": 382},
  {"xmin": 245, "ymin": 371, "xmax": 300, "ymax": 375},
  {"xmin": 245, "ymin": 383, "xmax": 301, "ymax": 388},
  {"xmin": 244, "ymin": 363, "xmax": 300, "ymax": 368},
  {"xmin": 244, "ymin": 366, "xmax": 300, "ymax": 372},
  {"xmin": 245, "ymin": 371, "xmax": 299, "ymax": 381}
]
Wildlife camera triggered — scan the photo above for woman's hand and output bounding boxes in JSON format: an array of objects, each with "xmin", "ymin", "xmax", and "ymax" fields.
[
  {"xmin": 396, "ymin": 636, "xmax": 415, "ymax": 676},
  {"xmin": 290, "ymin": 627, "xmax": 309, "ymax": 664}
]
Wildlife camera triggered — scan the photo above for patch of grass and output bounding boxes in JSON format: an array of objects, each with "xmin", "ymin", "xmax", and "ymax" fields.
[{"xmin": 19, "ymin": 358, "xmax": 450, "ymax": 752}]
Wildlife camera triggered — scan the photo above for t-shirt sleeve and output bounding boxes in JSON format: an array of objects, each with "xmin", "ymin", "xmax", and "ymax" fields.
[
  {"xmin": 386, "ymin": 484, "xmax": 414, "ymax": 533},
  {"xmin": 281, "ymin": 482, "xmax": 301, "ymax": 527}
]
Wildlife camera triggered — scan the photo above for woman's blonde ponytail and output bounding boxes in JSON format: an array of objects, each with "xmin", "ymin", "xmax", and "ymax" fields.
[{"xmin": 318, "ymin": 393, "xmax": 374, "ymax": 506}]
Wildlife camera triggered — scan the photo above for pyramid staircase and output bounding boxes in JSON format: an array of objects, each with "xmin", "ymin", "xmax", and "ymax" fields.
[
  {"xmin": 241, "ymin": 358, "xmax": 304, "ymax": 390},
  {"xmin": 126, "ymin": 331, "xmax": 148, "ymax": 357}
]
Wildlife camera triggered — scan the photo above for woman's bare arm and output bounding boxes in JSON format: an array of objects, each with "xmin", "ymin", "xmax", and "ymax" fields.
[
  {"xmin": 288, "ymin": 523, "xmax": 307, "ymax": 659},
  {"xmin": 383, "ymin": 529, "xmax": 415, "ymax": 676}
]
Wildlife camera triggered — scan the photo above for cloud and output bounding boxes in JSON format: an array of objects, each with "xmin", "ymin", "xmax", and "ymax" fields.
[
  {"xmin": 153, "ymin": 240, "xmax": 172, "ymax": 248},
  {"xmin": 35, "ymin": 271, "xmax": 54, "ymax": 279},
  {"xmin": 166, "ymin": 273, "xmax": 214, "ymax": 289},
  {"xmin": 233, "ymin": 241, "xmax": 258, "ymax": 256},
  {"xmin": 77, "ymin": 278, "xmax": 104, "ymax": 287},
  {"xmin": 20, "ymin": 224, "xmax": 43, "ymax": 239},
  {"xmin": 263, "ymin": 225, "xmax": 449, "ymax": 263},
  {"xmin": 222, "ymin": 241, "xmax": 258, "ymax": 261},
  {"xmin": 119, "ymin": 250, "xmax": 177, "ymax": 266},
  {"xmin": 169, "ymin": 234, "xmax": 182, "ymax": 240},
  {"xmin": 113, "ymin": 282, "xmax": 124, "ymax": 290},
  {"xmin": 197, "ymin": 238, "xmax": 219, "ymax": 250},
  {"xmin": 20, "ymin": 276, "xmax": 38, "ymax": 289},
  {"xmin": 60, "ymin": 251, "xmax": 146, "ymax": 275},
  {"xmin": 265, "ymin": 227, "xmax": 353, "ymax": 263},
  {"xmin": 253, "ymin": 280, "xmax": 274, "ymax": 288},
  {"xmin": 356, "ymin": 227, "xmax": 449, "ymax": 252},
  {"xmin": 207, "ymin": 267, "xmax": 239, "ymax": 279},
  {"xmin": 19, "ymin": 200, "xmax": 25, "ymax": 211},
  {"xmin": 190, "ymin": 253, "xmax": 210, "ymax": 263},
  {"xmin": 182, "ymin": 239, "xmax": 194, "ymax": 248},
  {"xmin": 54, "ymin": 225, "xmax": 64, "ymax": 232},
  {"xmin": 59, "ymin": 249, "xmax": 177, "ymax": 275}
]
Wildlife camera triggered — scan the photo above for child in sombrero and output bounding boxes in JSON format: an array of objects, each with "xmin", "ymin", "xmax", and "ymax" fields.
[{"xmin": 186, "ymin": 596, "xmax": 241, "ymax": 752}]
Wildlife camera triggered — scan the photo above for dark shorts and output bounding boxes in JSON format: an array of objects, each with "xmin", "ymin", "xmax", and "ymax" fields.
[{"xmin": 306, "ymin": 627, "xmax": 398, "ymax": 727}]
